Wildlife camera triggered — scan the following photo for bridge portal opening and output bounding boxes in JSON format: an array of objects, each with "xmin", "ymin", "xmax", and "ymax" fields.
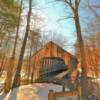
[{"xmin": 40, "ymin": 57, "xmax": 68, "ymax": 82}]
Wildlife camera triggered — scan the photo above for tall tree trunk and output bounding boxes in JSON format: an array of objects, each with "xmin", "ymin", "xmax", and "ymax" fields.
[
  {"xmin": 12, "ymin": 0, "xmax": 32, "ymax": 88},
  {"xmin": 63, "ymin": 0, "xmax": 88, "ymax": 98},
  {"xmin": 74, "ymin": 0, "xmax": 88, "ymax": 98},
  {"xmin": 74, "ymin": 9, "xmax": 87, "ymax": 78},
  {"xmin": 4, "ymin": 0, "xmax": 22, "ymax": 93},
  {"xmin": 64, "ymin": 0, "xmax": 87, "ymax": 78}
]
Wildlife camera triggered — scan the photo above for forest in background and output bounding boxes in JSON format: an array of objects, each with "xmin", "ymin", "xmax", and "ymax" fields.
[{"xmin": 0, "ymin": 0, "xmax": 100, "ymax": 96}]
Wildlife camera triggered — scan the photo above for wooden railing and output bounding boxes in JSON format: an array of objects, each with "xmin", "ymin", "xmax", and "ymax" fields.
[
  {"xmin": 40, "ymin": 57, "xmax": 67, "ymax": 81},
  {"xmin": 48, "ymin": 86, "xmax": 83, "ymax": 100}
]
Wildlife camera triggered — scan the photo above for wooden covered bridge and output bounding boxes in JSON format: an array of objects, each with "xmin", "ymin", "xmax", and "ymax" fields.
[{"xmin": 30, "ymin": 41, "xmax": 78, "ymax": 82}]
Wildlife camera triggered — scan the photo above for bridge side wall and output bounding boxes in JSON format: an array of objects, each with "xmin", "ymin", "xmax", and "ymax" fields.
[{"xmin": 31, "ymin": 42, "xmax": 72, "ymax": 81}]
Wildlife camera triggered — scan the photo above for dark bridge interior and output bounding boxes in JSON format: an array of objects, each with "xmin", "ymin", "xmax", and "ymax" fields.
[{"xmin": 40, "ymin": 57, "xmax": 68, "ymax": 82}]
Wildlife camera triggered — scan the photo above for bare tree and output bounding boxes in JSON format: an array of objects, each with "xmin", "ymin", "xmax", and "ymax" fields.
[
  {"xmin": 26, "ymin": 30, "xmax": 41, "ymax": 83},
  {"xmin": 12, "ymin": 0, "xmax": 32, "ymax": 88},
  {"xmin": 4, "ymin": 0, "xmax": 22, "ymax": 93},
  {"xmin": 54, "ymin": 0, "xmax": 89, "ymax": 98},
  {"xmin": 0, "ymin": 35, "xmax": 11, "ymax": 76},
  {"xmin": 56, "ymin": 0, "xmax": 87, "ymax": 77}
]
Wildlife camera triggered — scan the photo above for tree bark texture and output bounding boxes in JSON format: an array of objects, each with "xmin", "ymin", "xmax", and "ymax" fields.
[{"xmin": 12, "ymin": 0, "xmax": 32, "ymax": 88}]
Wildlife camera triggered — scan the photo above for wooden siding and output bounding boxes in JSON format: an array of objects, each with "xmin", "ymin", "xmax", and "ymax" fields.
[{"xmin": 31, "ymin": 41, "xmax": 73, "ymax": 81}]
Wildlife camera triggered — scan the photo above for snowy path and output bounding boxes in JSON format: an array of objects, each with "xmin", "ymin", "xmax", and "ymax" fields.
[{"xmin": 0, "ymin": 83, "xmax": 68, "ymax": 100}]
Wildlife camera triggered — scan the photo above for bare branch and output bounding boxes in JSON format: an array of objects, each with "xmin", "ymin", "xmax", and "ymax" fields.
[
  {"xmin": 64, "ymin": 0, "xmax": 75, "ymax": 12},
  {"xmin": 87, "ymin": 0, "xmax": 100, "ymax": 18},
  {"xmin": 56, "ymin": 16, "xmax": 74, "ymax": 22}
]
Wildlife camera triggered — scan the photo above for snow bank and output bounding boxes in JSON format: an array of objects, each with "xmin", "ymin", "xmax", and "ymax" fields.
[{"xmin": 0, "ymin": 83, "xmax": 65, "ymax": 100}]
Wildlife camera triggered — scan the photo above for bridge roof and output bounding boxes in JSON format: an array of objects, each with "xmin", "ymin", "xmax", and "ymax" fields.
[{"xmin": 32, "ymin": 41, "xmax": 74, "ymax": 58}]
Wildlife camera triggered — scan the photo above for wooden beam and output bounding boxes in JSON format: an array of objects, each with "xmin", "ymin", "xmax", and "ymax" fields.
[{"xmin": 54, "ymin": 91, "xmax": 78, "ymax": 97}]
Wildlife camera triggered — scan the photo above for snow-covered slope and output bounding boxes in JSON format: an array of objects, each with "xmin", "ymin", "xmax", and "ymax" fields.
[{"xmin": 0, "ymin": 83, "xmax": 66, "ymax": 100}]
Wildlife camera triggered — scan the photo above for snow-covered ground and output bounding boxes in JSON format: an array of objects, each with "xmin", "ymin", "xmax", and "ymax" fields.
[{"xmin": 0, "ymin": 83, "xmax": 70, "ymax": 100}]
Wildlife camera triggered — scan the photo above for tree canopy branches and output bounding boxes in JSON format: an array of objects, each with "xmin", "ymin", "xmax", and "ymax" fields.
[{"xmin": 0, "ymin": 0, "xmax": 20, "ymax": 39}]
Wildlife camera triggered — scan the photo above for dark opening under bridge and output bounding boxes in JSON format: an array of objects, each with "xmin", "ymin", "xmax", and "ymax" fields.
[{"xmin": 39, "ymin": 57, "xmax": 78, "ymax": 84}]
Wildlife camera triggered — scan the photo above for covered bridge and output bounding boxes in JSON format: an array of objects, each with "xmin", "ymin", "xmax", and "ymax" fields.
[{"xmin": 31, "ymin": 41, "xmax": 77, "ymax": 81}]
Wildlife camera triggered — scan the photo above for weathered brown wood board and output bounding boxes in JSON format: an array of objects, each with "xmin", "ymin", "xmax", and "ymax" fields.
[
  {"xmin": 31, "ymin": 41, "xmax": 74, "ymax": 81},
  {"xmin": 48, "ymin": 90, "xmax": 79, "ymax": 100}
]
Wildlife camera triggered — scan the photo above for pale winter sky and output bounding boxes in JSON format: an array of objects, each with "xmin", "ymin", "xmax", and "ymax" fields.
[{"xmin": 22, "ymin": 0, "xmax": 97, "ymax": 55}]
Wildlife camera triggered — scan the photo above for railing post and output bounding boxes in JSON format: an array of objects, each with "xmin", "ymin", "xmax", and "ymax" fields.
[
  {"xmin": 62, "ymin": 84, "xmax": 65, "ymax": 92},
  {"xmin": 77, "ymin": 85, "xmax": 83, "ymax": 100},
  {"xmin": 48, "ymin": 90, "xmax": 55, "ymax": 100}
]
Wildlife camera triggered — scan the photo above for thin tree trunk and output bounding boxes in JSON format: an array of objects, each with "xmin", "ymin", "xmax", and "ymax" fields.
[
  {"xmin": 31, "ymin": 72, "xmax": 33, "ymax": 83},
  {"xmin": 12, "ymin": 0, "xmax": 32, "ymax": 88},
  {"xmin": 31, "ymin": 56, "xmax": 35, "ymax": 83},
  {"xmin": 4, "ymin": 0, "xmax": 22, "ymax": 93},
  {"xmin": 27, "ymin": 46, "xmax": 32, "ymax": 83},
  {"xmin": 0, "ymin": 56, "xmax": 5, "ymax": 76}
]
